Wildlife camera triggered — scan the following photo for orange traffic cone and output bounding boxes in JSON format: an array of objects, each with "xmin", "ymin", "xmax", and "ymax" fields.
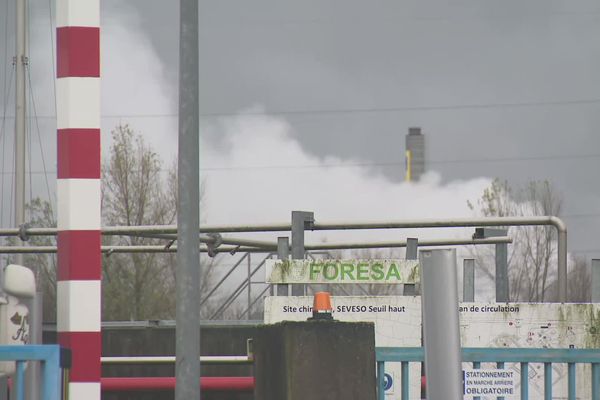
[{"xmin": 308, "ymin": 292, "xmax": 334, "ymax": 320}]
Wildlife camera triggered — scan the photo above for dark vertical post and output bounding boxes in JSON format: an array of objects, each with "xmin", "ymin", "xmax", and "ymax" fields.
[
  {"xmin": 404, "ymin": 238, "xmax": 418, "ymax": 295},
  {"xmin": 474, "ymin": 228, "xmax": 508, "ymax": 302},
  {"xmin": 496, "ymin": 243, "xmax": 509, "ymax": 302},
  {"xmin": 277, "ymin": 237, "xmax": 290, "ymax": 296},
  {"xmin": 0, "ymin": 375, "xmax": 6, "ymax": 400},
  {"xmin": 291, "ymin": 211, "xmax": 314, "ymax": 296},
  {"xmin": 592, "ymin": 259, "xmax": 600, "ymax": 303},
  {"xmin": 176, "ymin": 0, "xmax": 200, "ymax": 399},
  {"xmin": 463, "ymin": 259, "xmax": 475, "ymax": 302}
]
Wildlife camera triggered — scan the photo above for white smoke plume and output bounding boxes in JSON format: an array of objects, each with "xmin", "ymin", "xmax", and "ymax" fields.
[{"xmin": 200, "ymin": 111, "xmax": 492, "ymax": 245}]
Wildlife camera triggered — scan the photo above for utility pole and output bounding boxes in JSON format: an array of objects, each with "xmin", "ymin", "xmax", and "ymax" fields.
[
  {"xmin": 176, "ymin": 0, "xmax": 200, "ymax": 399},
  {"xmin": 16, "ymin": 4, "xmax": 41, "ymax": 400},
  {"xmin": 15, "ymin": 0, "xmax": 27, "ymax": 264}
]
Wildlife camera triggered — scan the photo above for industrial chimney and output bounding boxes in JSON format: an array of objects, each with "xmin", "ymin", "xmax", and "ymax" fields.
[{"xmin": 405, "ymin": 127, "xmax": 425, "ymax": 182}]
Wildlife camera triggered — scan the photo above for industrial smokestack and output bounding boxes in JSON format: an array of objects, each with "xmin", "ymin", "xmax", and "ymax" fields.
[{"xmin": 405, "ymin": 127, "xmax": 425, "ymax": 182}]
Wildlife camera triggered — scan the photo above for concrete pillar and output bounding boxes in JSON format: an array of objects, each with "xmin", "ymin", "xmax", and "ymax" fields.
[
  {"xmin": 254, "ymin": 321, "xmax": 376, "ymax": 400},
  {"xmin": 56, "ymin": 1, "xmax": 102, "ymax": 398},
  {"xmin": 495, "ymin": 243, "xmax": 509, "ymax": 302},
  {"xmin": 291, "ymin": 211, "xmax": 314, "ymax": 296},
  {"xmin": 276, "ymin": 237, "xmax": 290, "ymax": 296},
  {"xmin": 463, "ymin": 259, "xmax": 475, "ymax": 302},
  {"xmin": 420, "ymin": 249, "xmax": 462, "ymax": 400},
  {"xmin": 403, "ymin": 238, "xmax": 418, "ymax": 295},
  {"xmin": 592, "ymin": 259, "xmax": 600, "ymax": 303}
]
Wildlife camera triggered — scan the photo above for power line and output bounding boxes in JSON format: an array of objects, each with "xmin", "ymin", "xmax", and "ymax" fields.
[
  {"xmin": 150, "ymin": 98, "xmax": 600, "ymax": 116},
  {"xmin": 47, "ymin": 0, "xmax": 57, "ymax": 120},
  {"xmin": 199, "ymin": 10, "xmax": 600, "ymax": 26},
  {"xmin": 27, "ymin": 65, "xmax": 55, "ymax": 213},
  {"xmin": 3, "ymin": 151, "xmax": 600, "ymax": 176},
  {"xmin": 429, "ymin": 154, "xmax": 600, "ymax": 165},
  {"xmin": 2, "ymin": 97, "xmax": 600, "ymax": 120}
]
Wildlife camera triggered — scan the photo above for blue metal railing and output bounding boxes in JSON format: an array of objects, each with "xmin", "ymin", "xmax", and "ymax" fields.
[
  {"xmin": 376, "ymin": 347, "xmax": 600, "ymax": 400},
  {"xmin": 0, "ymin": 345, "xmax": 61, "ymax": 400}
]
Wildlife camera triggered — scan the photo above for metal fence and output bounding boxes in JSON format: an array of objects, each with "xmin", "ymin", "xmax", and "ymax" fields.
[
  {"xmin": 376, "ymin": 347, "xmax": 600, "ymax": 400},
  {"xmin": 0, "ymin": 345, "xmax": 61, "ymax": 400}
]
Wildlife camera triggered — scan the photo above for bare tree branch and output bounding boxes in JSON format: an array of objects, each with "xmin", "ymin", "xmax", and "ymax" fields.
[{"xmin": 468, "ymin": 179, "xmax": 580, "ymax": 302}]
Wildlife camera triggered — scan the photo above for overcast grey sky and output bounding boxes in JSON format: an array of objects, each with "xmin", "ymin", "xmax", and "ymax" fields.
[
  {"xmin": 1, "ymin": 0, "xmax": 599, "ymax": 259},
  {"xmin": 129, "ymin": 1, "xmax": 600, "ymax": 188}
]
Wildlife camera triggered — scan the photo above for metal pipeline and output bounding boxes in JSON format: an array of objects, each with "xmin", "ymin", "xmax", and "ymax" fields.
[{"xmin": 0, "ymin": 216, "xmax": 568, "ymax": 301}]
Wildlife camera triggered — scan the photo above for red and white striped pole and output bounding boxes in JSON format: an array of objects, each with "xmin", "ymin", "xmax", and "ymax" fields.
[{"xmin": 56, "ymin": 1, "xmax": 101, "ymax": 399}]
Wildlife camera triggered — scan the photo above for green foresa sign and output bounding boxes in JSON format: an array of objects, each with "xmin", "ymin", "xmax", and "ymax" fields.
[{"xmin": 265, "ymin": 259, "xmax": 420, "ymax": 284}]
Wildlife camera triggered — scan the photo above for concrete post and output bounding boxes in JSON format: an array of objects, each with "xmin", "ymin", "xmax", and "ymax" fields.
[
  {"xmin": 291, "ymin": 211, "xmax": 314, "ymax": 296},
  {"xmin": 176, "ymin": 0, "xmax": 200, "ymax": 398},
  {"xmin": 474, "ymin": 228, "xmax": 508, "ymax": 302},
  {"xmin": 276, "ymin": 237, "xmax": 290, "ymax": 296},
  {"xmin": 16, "ymin": 2, "xmax": 34, "ymax": 398},
  {"xmin": 0, "ymin": 381, "xmax": 5, "ymax": 400},
  {"xmin": 420, "ymin": 249, "xmax": 463, "ymax": 400},
  {"xmin": 25, "ymin": 294, "xmax": 42, "ymax": 400},
  {"xmin": 557, "ymin": 227, "xmax": 568, "ymax": 302},
  {"xmin": 254, "ymin": 321, "xmax": 376, "ymax": 400},
  {"xmin": 403, "ymin": 238, "xmax": 418, "ymax": 296},
  {"xmin": 55, "ymin": 0, "xmax": 103, "ymax": 396},
  {"xmin": 592, "ymin": 259, "xmax": 600, "ymax": 303},
  {"xmin": 496, "ymin": 243, "xmax": 509, "ymax": 302},
  {"xmin": 14, "ymin": 0, "xmax": 26, "ymax": 268},
  {"xmin": 463, "ymin": 259, "xmax": 475, "ymax": 302}
]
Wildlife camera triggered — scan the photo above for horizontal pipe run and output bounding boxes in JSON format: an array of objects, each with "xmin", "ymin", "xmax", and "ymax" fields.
[
  {"xmin": 101, "ymin": 377, "xmax": 254, "ymax": 391},
  {"xmin": 0, "ymin": 216, "xmax": 565, "ymax": 236},
  {"xmin": 126, "ymin": 233, "xmax": 278, "ymax": 249},
  {"xmin": 0, "ymin": 215, "xmax": 566, "ymax": 300},
  {"xmin": 313, "ymin": 216, "xmax": 566, "ymax": 231},
  {"xmin": 101, "ymin": 356, "xmax": 252, "ymax": 364},
  {"xmin": 305, "ymin": 237, "xmax": 511, "ymax": 250},
  {"xmin": 0, "ymin": 237, "xmax": 511, "ymax": 254}
]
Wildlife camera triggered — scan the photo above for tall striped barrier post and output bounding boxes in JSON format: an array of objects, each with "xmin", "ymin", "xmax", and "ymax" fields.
[{"xmin": 56, "ymin": 0, "xmax": 101, "ymax": 399}]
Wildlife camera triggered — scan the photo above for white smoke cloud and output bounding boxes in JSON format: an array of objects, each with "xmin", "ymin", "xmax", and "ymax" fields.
[
  {"xmin": 200, "ymin": 111, "xmax": 492, "ymax": 245},
  {"xmin": 101, "ymin": 2, "xmax": 178, "ymax": 158},
  {"xmin": 0, "ymin": 1, "xmax": 179, "ymax": 224},
  {"xmin": 0, "ymin": 0, "xmax": 507, "ymax": 301},
  {"xmin": 12, "ymin": 2, "xmax": 495, "ymax": 249}
]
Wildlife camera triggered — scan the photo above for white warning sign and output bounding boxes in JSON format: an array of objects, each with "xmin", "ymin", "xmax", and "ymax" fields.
[{"xmin": 463, "ymin": 369, "xmax": 516, "ymax": 398}]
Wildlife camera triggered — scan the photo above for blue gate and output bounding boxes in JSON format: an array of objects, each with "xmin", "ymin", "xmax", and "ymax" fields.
[
  {"xmin": 0, "ymin": 345, "xmax": 61, "ymax": 400},
  {"xmin": 376, "ymin": 347, "xmax": 600, "ymax": 400}
]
